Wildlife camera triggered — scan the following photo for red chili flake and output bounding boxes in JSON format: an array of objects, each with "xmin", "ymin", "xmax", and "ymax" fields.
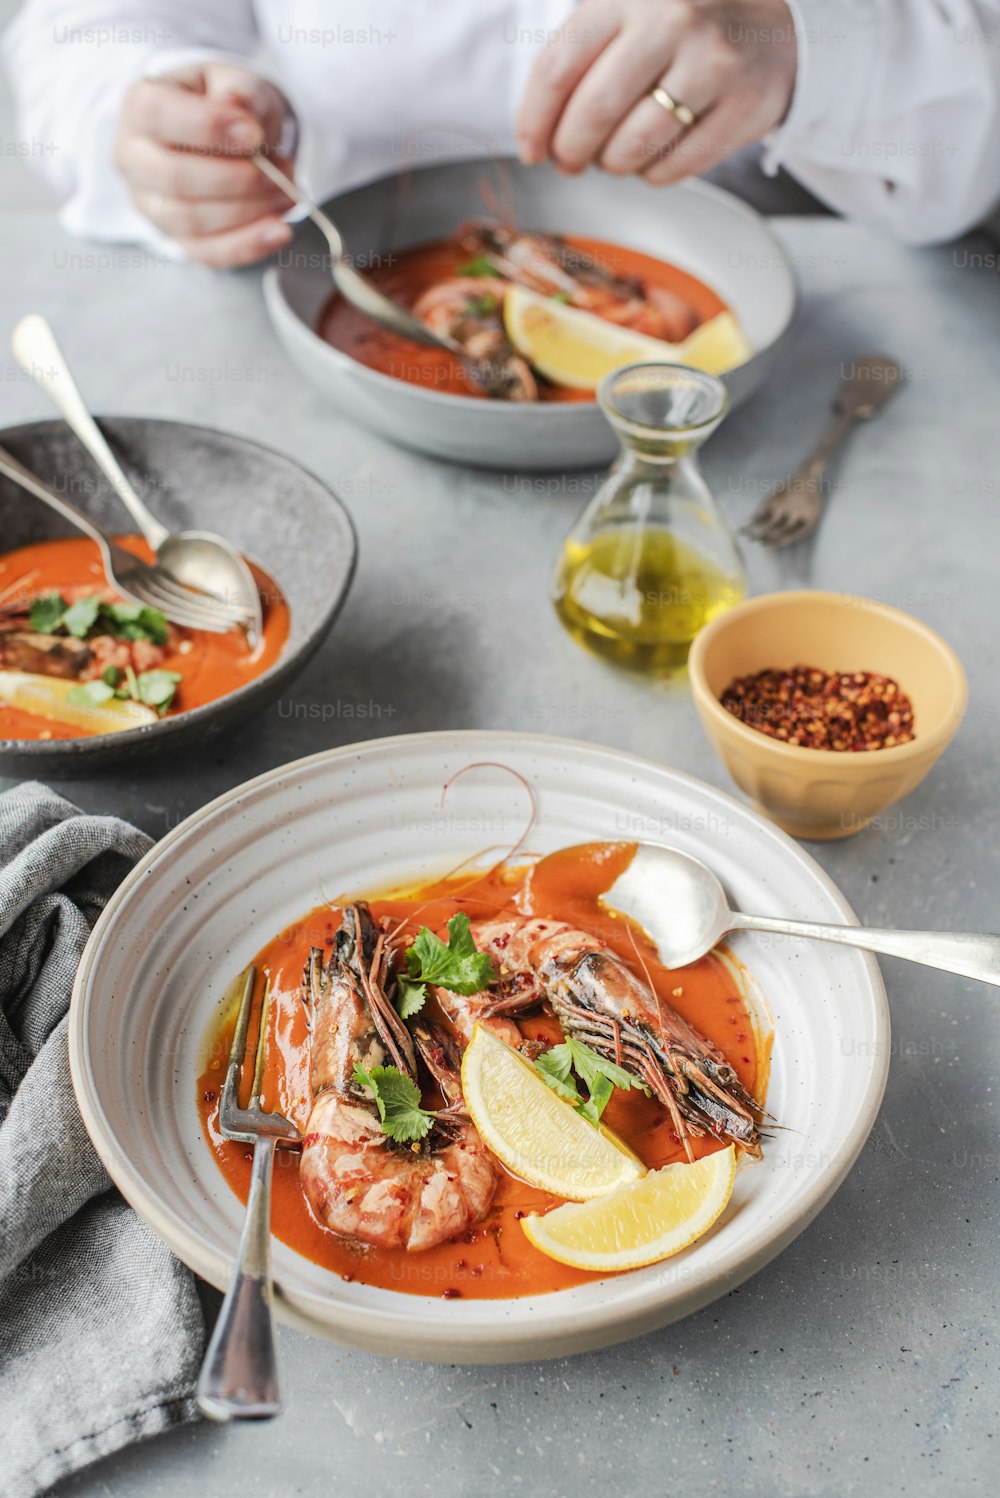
[
  {"xmin": 720, "ymin": 663, "xmax": 915, "ymax": 752},
  {"xmin": 442, "ymin": 1288, "xmax": 461, "ymax": 1299},
  {"xmin": 514, "ymin": 1209, "xmax": 526, "ymax": 1220},
  {"xmin": 203, "ymin": 1088, "xmax": 217, "ymax": 1104},
  {"xmin": 493, "ymin": 932, "xmax": 510, "ymax": 950},
  {"xmin": 471, "ymin": 1266, "xmax": 484, "ymax": 1278},
  {"xmin": 243, "ymin": 1150, "xmax": 253, "ymax": 1163}
]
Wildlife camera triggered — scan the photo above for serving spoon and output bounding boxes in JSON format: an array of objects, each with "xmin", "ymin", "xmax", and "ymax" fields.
[
  {"xmin": 11, "ymin": 315, "xmax": 262, "ymax": 642},
  {"xmin": 605, "ymin": 844, "xmax": 1000, "ymax": 987},
  {"xmin": 252, "ymin": 153, "xmax": 467, "ymax": 356}
]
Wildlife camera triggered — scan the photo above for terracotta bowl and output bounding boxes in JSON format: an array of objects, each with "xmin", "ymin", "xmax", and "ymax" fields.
[{"xmin": 688, "ymin": 591, "xmax": 968, "ymax": 841}]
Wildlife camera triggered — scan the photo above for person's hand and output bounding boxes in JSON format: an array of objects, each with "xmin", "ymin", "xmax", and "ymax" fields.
[
  {"xmin": 517, "ymin": 0, "xmax": 797, "ymax": 185},
  {"xmin": 114, "ymin": 62, "xmax": 296, "ymax": 266}
]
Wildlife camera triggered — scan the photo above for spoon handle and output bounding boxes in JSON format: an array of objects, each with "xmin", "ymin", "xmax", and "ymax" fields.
[
  {"xmin": 732, "ymin": 912, "xmax": 1000, "ymax": 987},
  {"xmin": 252, "ymin": 153, "xmax": 344, "ymax": 258},
  {"xmin": 251, "ymin": 156, "xmax": 463, "ymax": 355},
  {"xmin": 0, "ymin": 442, "xmax": 112, "ymax": 549},
  {"xmin": 11, "ymin": 315, "xmax": 169, "ymax": 550}
]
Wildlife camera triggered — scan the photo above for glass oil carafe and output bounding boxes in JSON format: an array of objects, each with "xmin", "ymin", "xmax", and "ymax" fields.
[{"xmin": 552, "ymin": 363, "xmax": 746, "ymax": 673}]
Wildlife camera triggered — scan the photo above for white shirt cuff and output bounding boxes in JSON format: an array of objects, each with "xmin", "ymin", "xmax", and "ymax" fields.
[{"xmin": 762, "ymin": 0, "xmax": 880, "ymax": 177}]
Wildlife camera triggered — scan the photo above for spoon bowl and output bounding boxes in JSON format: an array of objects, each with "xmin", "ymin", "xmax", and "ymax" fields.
[
  {"xmin": 605, "ymin": 841, "xmax": 1000, "ymax": 988},
  {"xmin": 604, "ymin": 844, "xmax": 732, "ymax": 968}
]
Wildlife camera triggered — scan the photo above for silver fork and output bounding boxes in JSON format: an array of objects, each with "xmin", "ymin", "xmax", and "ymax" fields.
[
  {"xmin": 197, "ymin": 966, "xmax": 300, "ymax": 1423},
  {"xmin": 742, "ymin": 355, "xmax": 903, "ymax": 548},
  {"xmin": 0, "ymin": 444, "xmax": 246, "ymax": 632}
]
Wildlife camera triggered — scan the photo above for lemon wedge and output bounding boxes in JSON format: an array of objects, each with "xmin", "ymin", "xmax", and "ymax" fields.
[
  {"xmin": 521, "ymin": 1145, "xmax": 736, "ymax": 1272},
  {"xmin": 0, "ymin": 671, "xmax": 157, "ymax": 734},
  {"xmin": 461, "ymin": 1024, "xmax": 644, "ymax": 1200},
  {"xmin": 503, "ymin": 284, "xmax": 752, "ymax": 387}
]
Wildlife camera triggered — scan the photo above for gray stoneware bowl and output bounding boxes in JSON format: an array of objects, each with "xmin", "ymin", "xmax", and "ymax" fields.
[
  {"xmin": 0, "ymin": 417, "xmax": 356, "ymax": 776},
  {"xmin": 264, "ymin": 158, "xmax": 797, "ymax": 470}
]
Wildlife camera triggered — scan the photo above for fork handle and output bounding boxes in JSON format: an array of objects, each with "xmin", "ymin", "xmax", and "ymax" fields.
[
  {"xmin": 782, "ymin": 406, "xmax": 858, "ymax": 497},
  {"xmin": 196, "ymin": 1137, "xmax": 283, "ymax": 1422},
  {"xmin": 11, "ymin": 315, "xmax": 169, "ymax": 550},
  {"xmin": 0, "ymin": 442, "xmax": 112, "ymax": 548}
]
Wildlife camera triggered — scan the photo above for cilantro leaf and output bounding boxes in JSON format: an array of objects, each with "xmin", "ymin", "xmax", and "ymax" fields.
[
  {"xmin": 394, "ymin": 976, "xmax": 427, "ymax": 1020},
  {"xmin": 353, "ymin": 1063, "xmax": 435, "ymax": 1143},
  {"xmin": 61, "ymin": 596, "xmax": 101, "ymax": 638},
  {"xmin": 405, "ymin": 912, "xmax": 495, "ymax": 996},
  {"xmin": 533, "ymin": 1044, "xmax": 582, "ymax": 1105},
  {"xmin": 29, "ymin": 594, "xmax": 67, "ymax": 634},
  {"xmin": 575, "ymin": 1073, "xmax": 614, "ymax": 1127},
  {"xmin": 464, "ymin": 293, "xmax": 499, "ymax": 318},
  {"xmin": 456, "ymin": 255, "xmax": 497, "ymax": 277},
  {"xmin": 67, "ymin": 680, "xmax": 116, "ymax": 707},
  {"xmin": 533, "ymin": 1035, "xmax": 648, "ymax": 1127},
  {"xmin": 564, "ymin": 1035, "xmax": 645, "ymax": 1100},
  {"xmin": 134, "ymin": 669, "xmax": 181, "ymax": 711},
  {"xmin": 100, "ymin": 602, "xmax": 169, "ymax": 645},
  {"xmin": 25, "ymin": 593, "xmax": 168, "ymax": 646}
]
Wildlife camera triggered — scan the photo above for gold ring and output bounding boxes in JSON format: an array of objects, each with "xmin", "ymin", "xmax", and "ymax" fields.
[{"xmin": 651, "ymin": 86, "xmax": 696, "ymax": 129}]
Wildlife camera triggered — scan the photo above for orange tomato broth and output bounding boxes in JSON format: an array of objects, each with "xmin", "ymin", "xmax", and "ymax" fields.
[
  {"xmin": 317, "ymin": 233, "xmax": 727, "ymax": 402},
  {"xmin": 0, "ymin": 536, "xmax": 290, "ymax": 741},
  {"xmin": 197, "ymin": 842, "xmax": 764, "ymax": 1301}
]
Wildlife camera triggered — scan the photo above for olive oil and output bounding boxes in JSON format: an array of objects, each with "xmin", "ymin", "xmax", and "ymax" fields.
[
  {"xmin": 551, "ymin": 364, "xmax": 746, "ymax": 675},
  {"xmin": 554, "ymin": 526, "xmax": 745, "ymax": 672}
]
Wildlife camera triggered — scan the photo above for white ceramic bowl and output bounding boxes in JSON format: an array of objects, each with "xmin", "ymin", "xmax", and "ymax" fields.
[
  {"xmin": 70, "ymin": 731, "xmax": 887, "ymax": 1363},
  {"xmin": 264, "ymin": 160, "xmax": 797, "ymax": 470}
]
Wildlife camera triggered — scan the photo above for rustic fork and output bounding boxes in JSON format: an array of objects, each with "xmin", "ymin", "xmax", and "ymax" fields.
[
  {"xmin": 196, "ymin": 966, "xmax": 300, "ymax": 1422},
  {"xmin": 742, "ymin": 355, "xmax": 903, "ymax": 548}
]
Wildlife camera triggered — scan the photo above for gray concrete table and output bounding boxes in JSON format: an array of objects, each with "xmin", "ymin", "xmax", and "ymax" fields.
[{"xmin": 1, "ymin": 212, "xmax": 997, "ymax": 1497}]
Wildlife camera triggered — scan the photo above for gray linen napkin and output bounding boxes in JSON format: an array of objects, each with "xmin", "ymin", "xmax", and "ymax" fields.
[{"xmin": 0, "ymin": 782, "xmax": 204, "ymax": 1498}]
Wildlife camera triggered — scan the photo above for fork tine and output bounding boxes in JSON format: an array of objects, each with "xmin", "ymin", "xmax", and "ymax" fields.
[
  {"xmin": 149, "ymin": 573, "xmax": 250, "ymax": 625},
  {"xmin": 742, "ymin": 509, "xmax": 780, "ymax": 542},
  {"xmin": 108, "ymin": 545, "xmax": 251, "ymax": 630},
  {"xmin": 126, "ymin": 574, "xmax": 237, "ymax": 633},
  {"xmin": 131, "ymin": 562, "xmax": 249, "ymax": 623},
  {"xmin": 249, "ymin": 979, "xmax": 272, "ymax": 1109},
  {"xmin": 771, "ymin": 517, "xmax": 816, "ymax": 549},
  {"xmin": 219, "ymin": 965, "xmax": 257, "ymax": 1128}
]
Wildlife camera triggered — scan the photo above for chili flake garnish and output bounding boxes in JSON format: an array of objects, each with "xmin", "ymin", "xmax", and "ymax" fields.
[{"xmin": 720, "ymin": 664, "xmax": 916, "ymax": 752}]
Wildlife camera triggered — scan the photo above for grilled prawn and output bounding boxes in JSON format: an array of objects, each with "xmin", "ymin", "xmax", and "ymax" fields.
[
  {"xmin": 457, "ymin": 221, "xmax": 701, "ymax": 343},
  {"xmin": 473, "ymin": 917, "xmax": 763, "ymax": 1160},
  {"xmin": 299, "ymin": 904, "xmax": 497, "ymax": 1251},
  {"xmin": 411, "ymin": 275, "xmax": 537, "ymax": 400}
]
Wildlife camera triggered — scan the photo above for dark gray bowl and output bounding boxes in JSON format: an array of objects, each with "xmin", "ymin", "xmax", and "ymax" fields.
[{"xmin": 0, "ymin": 417, "xmax": 356, "ymax": 776}]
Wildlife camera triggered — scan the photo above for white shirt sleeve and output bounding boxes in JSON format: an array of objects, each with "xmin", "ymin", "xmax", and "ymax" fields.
[
  {"xmin": 765, "ymin": 0, "xmax": 1000, "ymax": 244},
  {"xmin": 1, "ymin": 1, "xmax": 261, "ymax": 250}
]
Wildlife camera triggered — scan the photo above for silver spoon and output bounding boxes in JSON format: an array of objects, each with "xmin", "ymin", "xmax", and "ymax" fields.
[
  {"xmin": 605, "ymin": 843, "xmax": 1000, "ymax": 987},
  {"xmin": 252, "ymin": 154, "xmax": 466, "ymax": 356},
  {"xmin": 11, "ymin": 315, "xmax": 262, "ymax": 642}
]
